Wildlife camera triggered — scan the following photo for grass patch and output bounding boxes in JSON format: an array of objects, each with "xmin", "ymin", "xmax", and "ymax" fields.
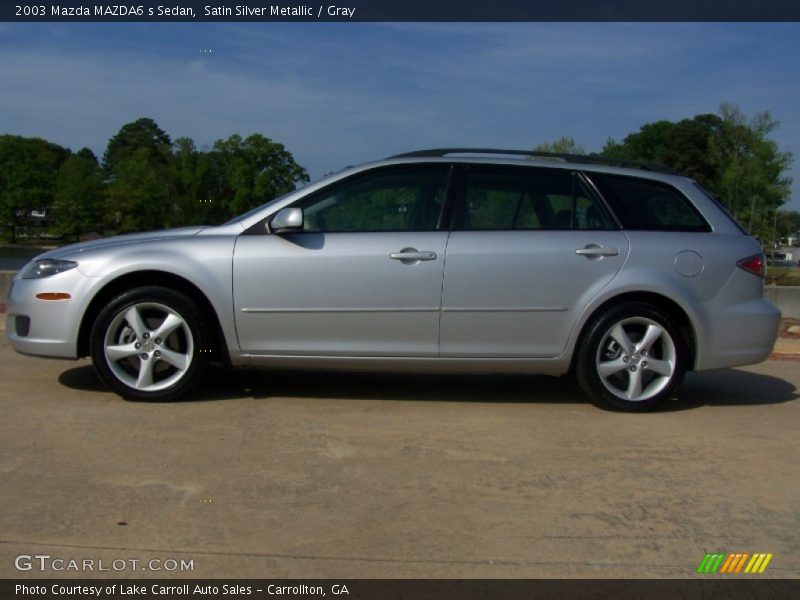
[{"xmin": 766, "ymin": 267, "xmax": 800, "ymax": 286}]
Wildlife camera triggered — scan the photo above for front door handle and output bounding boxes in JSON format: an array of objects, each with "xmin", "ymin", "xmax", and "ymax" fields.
[
  {"xmin": 576, "ymin": 245, "xmax": 619, "ymax": 257},
  {"xmin": 390, "ymin": 248, "xmax": 437, "ymax": 263}
]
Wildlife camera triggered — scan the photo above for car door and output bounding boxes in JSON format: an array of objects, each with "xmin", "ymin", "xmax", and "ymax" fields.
[
  {"xmin": 233, "ymin": 164, "xmax": 453, "ymax": 357},
  {"xmin": 440, "ymin": 164, "xmax": 629, "ymax": 358}
]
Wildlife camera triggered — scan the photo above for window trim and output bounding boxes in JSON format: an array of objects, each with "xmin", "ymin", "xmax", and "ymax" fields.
[{"xmin": 576, "ymin": 171, "xmax": 622, "ymax": 230}]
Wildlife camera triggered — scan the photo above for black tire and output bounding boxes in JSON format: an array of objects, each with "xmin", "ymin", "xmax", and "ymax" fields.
[
  {"xmin": 90, "ymin": 286, "xmax": 209, "ymax": 401},
  {"xmin": 576, "ymin": 302, "xmax": 688, "ymax": 411}
]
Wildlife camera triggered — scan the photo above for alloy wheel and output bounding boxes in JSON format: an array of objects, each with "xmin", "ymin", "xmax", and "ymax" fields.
[
  {"xmin": 103, "ymin": 302, "xmax": 194, "ymax": 392},
  {"xmin": 595, "ymin": 316, "xmax": 677, "ymax": 402}
]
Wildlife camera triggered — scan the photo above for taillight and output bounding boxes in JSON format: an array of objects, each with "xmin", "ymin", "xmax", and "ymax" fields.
[{"xmin": 737, "ymin": 254, "xmax": 764, "ymax": 278}]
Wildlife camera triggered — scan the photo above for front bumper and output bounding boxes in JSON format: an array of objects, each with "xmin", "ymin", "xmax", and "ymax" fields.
[{"xmin": 5, "ymin": 268, "xmax": 95, "ymax": 359}]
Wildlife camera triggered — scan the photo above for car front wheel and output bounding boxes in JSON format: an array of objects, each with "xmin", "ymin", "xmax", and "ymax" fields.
[
  {"xmin": 576, "ymin": 302, "xmax": 688, "ymax": 411},
  {"xmin": 90, "ymin": 286, "xmax": 208, "ymax": 401}
]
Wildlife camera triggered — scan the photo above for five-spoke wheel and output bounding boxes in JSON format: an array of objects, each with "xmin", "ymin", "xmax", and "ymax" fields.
[
  {"xmin": 91, "ymin": 287, "xmax": 208, "ymax": 401},
  {"xmin": 577, "ymin": 302, "xmax": 687, "ymax": 411}
]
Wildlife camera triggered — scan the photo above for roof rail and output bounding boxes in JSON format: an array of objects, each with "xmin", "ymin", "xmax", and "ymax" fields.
[{"xmin": 390, "ymin": 148, "xmax": 678, "ymax": 175}]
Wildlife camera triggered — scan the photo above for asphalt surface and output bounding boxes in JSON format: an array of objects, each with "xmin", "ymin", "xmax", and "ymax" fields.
[{"xmin": 1, "ymin": 341, "xmax": 799, "ymax": 579}]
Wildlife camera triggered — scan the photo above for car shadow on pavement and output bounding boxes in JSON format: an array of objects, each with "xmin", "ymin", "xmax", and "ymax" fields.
[
  {"xmin": 59, "ymin": 364, "xmax": 586, "ymax": 405},
  {"xmin": 58, "ymin": 363, "xmax": 798, "ymax": 410},
  {"xmin": 673, "ymin": 368, "xmax": 799, "ymax": 409}
]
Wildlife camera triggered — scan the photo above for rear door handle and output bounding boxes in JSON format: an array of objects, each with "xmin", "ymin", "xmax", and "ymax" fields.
[
  {"xmin": 576, "ymin": 245, "xmax": 619, "ymax": 257},
  {"xmin": 390, "ymin": 249, "xmax": 437, "ymax": 262}
]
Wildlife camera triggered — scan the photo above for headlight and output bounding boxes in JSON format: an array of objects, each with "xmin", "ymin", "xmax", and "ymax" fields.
[{"xmin": 21, "ymin": 259, "xmax": 79, "ymax": 279}]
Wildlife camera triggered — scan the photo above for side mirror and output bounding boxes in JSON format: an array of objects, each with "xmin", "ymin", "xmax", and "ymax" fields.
[{"xmin": 269, "ymin": 207, "xmax": 303, "ymax": 233}]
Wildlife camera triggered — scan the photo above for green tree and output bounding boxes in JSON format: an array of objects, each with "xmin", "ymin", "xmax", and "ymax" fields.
[
  {"xmin": 172, "ymin": 137, "xmax": 201, "ymax": 224},
  {"xmin": 533, "ymin": 136, "xmax": 586, "ymax": 155},
  {"xmin": 1, "ymin": 121, "xmax": 311, "ymax": 238},
  {"xmin": 0, "ymin": 135, "xmax": 69, "ymax": 242},
  {"xmin": 212, "ymin": 133, "xmax": 309, "ymax": 217},
  {"xmin": 710, "ymin": 104, "xmax": 792, "ymax": 240},
  {"xmin": 106, "ymin": 148, "xmax": 171, "ymax": 233},
  {"xmin": 603, "ymin": 115, "xmax": 723, "ymax": 188},
  {"xmin": 51, "ymin": 148, "xmax": 104, "ymax": 241},
  {"xmin": 170, "ymin": 137, "xmax": 228, "ymax": 225},
  {"xmin": 102, "ymin": 118, "xmax": 175, "ymax": 232},
  {"xmin": 777, "ymin": 211, "xmax": 800, "ymax": 243},
  {"xmin": 603, "ymin": 120, "xmax": 675, "ymax": 163},
  {"xmin": 103, "ymin": 117, "xmax": 171, "ymax": 180}
]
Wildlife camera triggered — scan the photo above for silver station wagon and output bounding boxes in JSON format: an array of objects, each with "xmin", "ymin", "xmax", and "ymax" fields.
[{"xmin": 5, "ymin": 149, "xmax": 781, "ymax": 410}]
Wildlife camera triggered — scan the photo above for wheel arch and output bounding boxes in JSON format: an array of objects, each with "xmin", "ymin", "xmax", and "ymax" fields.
[
  {"xmin": 78, "ymin": 270, "xmax": 230, "ymax": 365},
  {"xmin": 569, "ymin": 291, "xmax": 697, "ymax": 373}
]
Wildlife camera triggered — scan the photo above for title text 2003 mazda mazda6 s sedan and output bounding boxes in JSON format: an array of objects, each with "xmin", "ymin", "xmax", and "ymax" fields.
[{"xmin": 5, "ymin": 149, "xmax": 781, "ymax": 411}]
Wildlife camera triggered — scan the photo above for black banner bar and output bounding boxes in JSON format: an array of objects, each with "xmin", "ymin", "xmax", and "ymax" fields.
[
  {"xmin": 3, "ymin": 0, "xmax": 800, "ymax": 22},
  {"xmin": 4, "ymin": 579, "xmax": 800, "ymax": 600}
]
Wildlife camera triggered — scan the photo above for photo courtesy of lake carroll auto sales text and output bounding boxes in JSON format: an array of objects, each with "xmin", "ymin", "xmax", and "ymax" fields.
[{"xmin": 15, "ymin": 583, "xmax": 352, "ymax": 596}]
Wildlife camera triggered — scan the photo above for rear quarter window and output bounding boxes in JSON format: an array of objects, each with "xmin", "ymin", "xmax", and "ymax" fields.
[{"xmin": 589, "ymin": 174, "xmax": 711, "ymax": 232}]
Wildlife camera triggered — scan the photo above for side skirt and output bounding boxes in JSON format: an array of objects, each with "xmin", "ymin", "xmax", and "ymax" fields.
[{"xmin": 241, "ymin": 354, "xmax": 570, "ymax": 375}]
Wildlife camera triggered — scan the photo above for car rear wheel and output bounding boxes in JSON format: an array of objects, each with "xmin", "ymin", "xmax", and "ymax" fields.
[
  {"xmin": 576, "ymin": 302, "xmax": 688, "ymax": 411},
  {"xmin": 90, "ymin": 286, "xmax": 208, "ymax": 401}
]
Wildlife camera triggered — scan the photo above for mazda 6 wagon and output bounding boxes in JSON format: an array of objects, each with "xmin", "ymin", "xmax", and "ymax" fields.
[{"xmin": 5, "ymin": 148, "xmax": 781, "ymax": 410}]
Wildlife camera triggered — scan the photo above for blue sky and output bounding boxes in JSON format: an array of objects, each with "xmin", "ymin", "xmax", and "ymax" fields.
[{"xmin": 1, "ymin": 22, "xmax": 799, "ymax": 209}]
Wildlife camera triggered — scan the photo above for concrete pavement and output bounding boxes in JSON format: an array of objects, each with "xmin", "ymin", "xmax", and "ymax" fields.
[{"xmin": 1, "ymin": 341, "xmax": 799, "ymax": 579}]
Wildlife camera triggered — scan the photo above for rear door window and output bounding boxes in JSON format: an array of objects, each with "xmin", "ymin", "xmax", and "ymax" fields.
[{"xmin": 455, "ymin": 166, "xmax": 614, "ymax": 231}]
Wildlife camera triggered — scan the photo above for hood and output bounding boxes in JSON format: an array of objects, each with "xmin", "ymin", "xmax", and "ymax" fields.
[{"xmin": 36, "ymin": 226, "xmax": 207, "ymax": 260}]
